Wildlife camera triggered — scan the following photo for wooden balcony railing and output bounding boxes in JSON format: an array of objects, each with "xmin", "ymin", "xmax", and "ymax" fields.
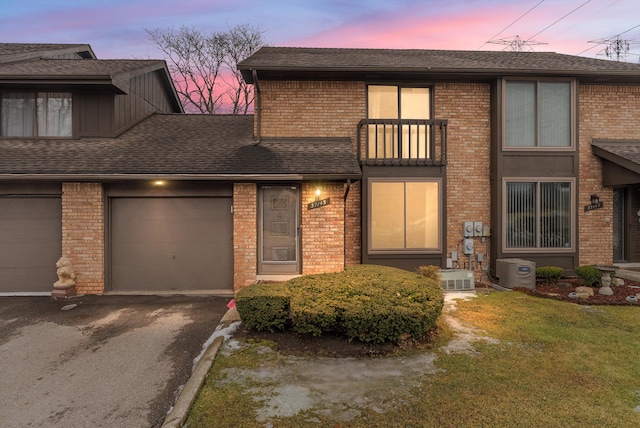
[{"xmin": 357, "ymin": 119, "xmax": 448, "ymax": 165}]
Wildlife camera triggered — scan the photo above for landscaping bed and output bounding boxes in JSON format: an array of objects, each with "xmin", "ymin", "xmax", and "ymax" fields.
[{"xmin": 516, "ymin": 277, "xmax": 640, "ymax": 305}]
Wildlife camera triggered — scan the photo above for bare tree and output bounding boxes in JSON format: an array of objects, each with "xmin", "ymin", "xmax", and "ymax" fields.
[{"xmin": 147, "ymin": 24, "xmax": 266, "ymax": 114}]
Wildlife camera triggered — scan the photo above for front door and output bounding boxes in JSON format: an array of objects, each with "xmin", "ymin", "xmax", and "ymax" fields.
[
  {"xmin": 614, "ymin": 185, "xmax": 640, "ymax": 263},
  {"xmin": 613, "ymin": 188, "xmax": 626, "ymax": 262},
  {"xmin": 258, "ymin": 185, "xmax": 301, "ymax": 274}
]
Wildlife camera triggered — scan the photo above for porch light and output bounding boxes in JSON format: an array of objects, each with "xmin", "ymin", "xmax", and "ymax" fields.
[
  {"xmin": 153, "ymin": 180, "xmax": 166, "ymax": 186},
  {"xmin": 591, "ymin": 194, "xmax": 600, "ymax": 204},
  {"xmin": 315, "ymin": 188, "xmax": 322, "ymax": 200}
]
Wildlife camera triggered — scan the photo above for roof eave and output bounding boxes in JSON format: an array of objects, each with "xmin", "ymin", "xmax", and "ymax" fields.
[
  {"xmin": 241, "ymin": 65, "xmax": 640, "ymax": 84},
  {"xmin": 0, "ymin": 172, "xmax": 362, "ymax": 182},
  {"xmin": 0, "ymin": 75, "xmax": 129, "ymax": 93}
]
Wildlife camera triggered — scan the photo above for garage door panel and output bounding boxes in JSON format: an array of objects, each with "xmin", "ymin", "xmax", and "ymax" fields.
[
  {"xmin": 1, "ymin": 220, "xmax": 61, "ymax": 244},
  {"xmin": 0, "ymin": 197, "xmax": 61, "ymax": 293},
  {"xmin": 110, "ymin": 198, "xmax": 233, "ymax": 292}
]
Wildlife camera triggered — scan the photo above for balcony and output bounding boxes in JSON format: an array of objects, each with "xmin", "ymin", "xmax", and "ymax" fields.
[{"xmin": 357, "ymin": 119, "xmax": 448, "ymax": 166}]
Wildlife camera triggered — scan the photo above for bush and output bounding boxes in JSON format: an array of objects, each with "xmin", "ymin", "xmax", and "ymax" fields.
[
  {"xmin": 574, "ymin": 265, "xmax": 603, "ymax": 287},
  {"xmin": 235, "ymin": 282, "xmax": 291, "ymax": 332},
  {"xmin": 237, "ymin": 264, "xmax": 444, "ymax": 344},
  {"xmin": 536, "ymin": 266, "xmax": 563, "ymax": 285}
]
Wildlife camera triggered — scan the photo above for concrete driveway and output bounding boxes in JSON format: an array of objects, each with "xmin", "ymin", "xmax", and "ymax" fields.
[{"xmin": 0, "ymin": 294, "xmax": 231, "ymax": 428}]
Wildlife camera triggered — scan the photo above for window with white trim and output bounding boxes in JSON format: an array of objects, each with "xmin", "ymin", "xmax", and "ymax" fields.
[
  {"xmin": 369, "ymin": 179, "xmax": 441, "ymax": 252},
  {"xmin": 505, "ymin": 180, "xmax": 574, "ymax": 249},
  {"xmin": 1, "ymin": 92, "xmax": 72, "ymax": 137}
]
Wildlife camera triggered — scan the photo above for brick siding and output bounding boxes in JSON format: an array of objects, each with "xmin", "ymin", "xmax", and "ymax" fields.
[
  {"xmin": 233, "ymin": 183, "xmax": 258, "ymax": 293},
  {"xmin": 579, "ymin": 84, "xmax": 640, "ymax": 265},
  {"xmin": 61, "ymin": 182, "xmax": 104, "ymax": 294},
  {"xmin": 301, "ymin": 182, "xmax": 345, "ymax": 275},
  {"xmin": 436, "ymin": 83, "xmax": 492, "ymax": 273}
]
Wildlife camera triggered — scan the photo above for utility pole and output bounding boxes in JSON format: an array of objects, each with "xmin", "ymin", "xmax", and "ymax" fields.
[{"xmin": 589, "ymin": 35, "xmax": 638, "ymax": 62}]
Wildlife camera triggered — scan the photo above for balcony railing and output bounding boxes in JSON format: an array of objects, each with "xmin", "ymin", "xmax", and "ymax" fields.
[{"xmin": 357, "ymin": 119, "xmax": 448, "ymax": 165}]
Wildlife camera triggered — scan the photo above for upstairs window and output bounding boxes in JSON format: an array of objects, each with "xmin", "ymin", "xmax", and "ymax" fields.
[
  {"xmin": 367, "ymin": 85, "xmax": 431, "ymax": 159},
  {"xmin": 1, "ymin": 92, "xmax": 72, "ymax": 137},
  {"xmin": 505, "ymin": 80, "xmax": 572, "ymax": 148}
]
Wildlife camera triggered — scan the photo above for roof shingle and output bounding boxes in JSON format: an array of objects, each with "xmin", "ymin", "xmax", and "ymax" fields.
[{"xmin": 0, "ymin": 114, "xmax": 361, "ymax": 179}]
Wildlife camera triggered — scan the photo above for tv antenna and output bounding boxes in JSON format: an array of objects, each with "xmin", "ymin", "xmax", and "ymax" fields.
[{"xmin": 486, "ymin": 35, "xmax": 548, "ymax": 52}]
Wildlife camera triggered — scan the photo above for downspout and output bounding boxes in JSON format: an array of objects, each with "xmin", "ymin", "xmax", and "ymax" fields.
[
  {"xmin": 343, "ymin": 179, "xmax": 352, "ymax": 268},
  {"xmin": 252, "ymin": 69, "xmax": 261, "ymax": 144}
]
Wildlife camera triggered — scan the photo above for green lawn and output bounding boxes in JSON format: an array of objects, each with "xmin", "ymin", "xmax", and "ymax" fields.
[{"xmin": 188, "ymin": 292, "xmax": 640, "ymax": 427}]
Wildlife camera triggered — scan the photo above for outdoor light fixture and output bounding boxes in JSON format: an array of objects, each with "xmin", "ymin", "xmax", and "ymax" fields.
[
  {"xmin": 315, "ymin": 188, "xmax": 322, "ymax": 197},
  {"xmin": 591, "ymin": 194, "xmax": 600, "ymax": 204},
  {"xmin": 153, "ymin": 180, "xmax": 166, "ymax": 186}
]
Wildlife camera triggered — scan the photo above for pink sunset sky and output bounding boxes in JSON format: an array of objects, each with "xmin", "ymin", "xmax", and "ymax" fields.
[{"xmin": 1, "ymin": 0, "xmax": 638, "ymax": 61}]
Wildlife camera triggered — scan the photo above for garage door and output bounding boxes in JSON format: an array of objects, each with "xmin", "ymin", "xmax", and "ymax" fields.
[
  {"xmin": 110, "ymin": 198, "xmax": 233, "ymax": 292},
  {"xmin": 0, "ymin": 197, "xmax": 61, "ymax": 293}
]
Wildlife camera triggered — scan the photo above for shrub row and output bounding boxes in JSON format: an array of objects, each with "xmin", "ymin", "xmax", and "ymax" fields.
[
  {"xmin": 536, "ymin": 265, "xmax": 613, "ymax": 287},
  {"xmin": 236, "ymin": 264, "xmax": 444, "ymax": 344}
]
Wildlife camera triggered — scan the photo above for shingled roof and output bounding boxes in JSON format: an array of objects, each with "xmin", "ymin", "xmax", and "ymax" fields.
[
  {"xmin": 239, "ymin": 47, "xmax": 640, "ymax": 83},
  {"xmin": 0, "ymin": 43, "xmax": 95, "ymax": 63},
  {"xmin": 0, "ymin": 114, "xmax": 361, "ymax": 180},
  {"xmin": 592, "ymin": 140, "xmax": 640, "ymax": 175}
]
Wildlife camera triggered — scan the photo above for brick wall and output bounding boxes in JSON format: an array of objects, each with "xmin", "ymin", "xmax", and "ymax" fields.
[
  {"xmin": 345, "ymin": 180, "xmax": 361, "ymax": 266},
  {"xmin": 579, "ymin": 84, "xmax": 640, "ymax": 265},
  {"xmin": 301, "ymin": 182, "xmax": 345, "ymax": 275},
  {"xmin": 436, "ymin": 83, "xmax": 492, "ymax": 273},
  {"xmin": 259, "ymin": 80, "xmax": 365, "ymax": 149},
  {"xmin": 61, "ymin": 182, "xmax": 104, "ymax": 294},
  {"xmin": 233, "ymin": 183, "xmax": 257, "ymax": 292}
]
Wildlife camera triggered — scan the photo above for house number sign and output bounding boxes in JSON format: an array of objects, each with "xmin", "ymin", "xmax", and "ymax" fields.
[
  {"xmin": 308, "ymin": 198, "xmax": 330, "ymax": 210},
  {"xmin": 584, "ymin": 195, "xmax": 603, "ymax": 212}
]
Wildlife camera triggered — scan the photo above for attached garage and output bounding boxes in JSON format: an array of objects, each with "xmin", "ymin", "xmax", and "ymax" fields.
[
  {"xmin": 0, "ymin": 184, "xmax": 62, "ymax": 294},
  {"xmin": 108, "ymin": 183, "xmax": 233, "ymax": 293}
]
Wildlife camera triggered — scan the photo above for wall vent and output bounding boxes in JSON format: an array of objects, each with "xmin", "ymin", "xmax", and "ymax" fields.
[{"xmin": 439, "ymin": 269, "xmax": 475, "ymax": 291}]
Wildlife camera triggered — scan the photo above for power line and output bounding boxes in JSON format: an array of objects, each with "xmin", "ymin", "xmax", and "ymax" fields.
[
  {"xmin": 526, "ymin": 0, "xmax": 593, "ymax": 41},
  {"xmin": 478, "ymin": 0, "xmax": 545, "ymax": 50}
]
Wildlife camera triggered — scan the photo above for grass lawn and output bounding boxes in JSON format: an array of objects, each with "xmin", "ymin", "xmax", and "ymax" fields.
[{"xmin": 188, "ymin": 292, "xmax": 640, "ymax": 427}]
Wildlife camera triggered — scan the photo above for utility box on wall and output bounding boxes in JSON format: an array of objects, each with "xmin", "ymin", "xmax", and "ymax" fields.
[{"xmin": 496, "ymin": 258, "xmax": 536, "ymax": 289}]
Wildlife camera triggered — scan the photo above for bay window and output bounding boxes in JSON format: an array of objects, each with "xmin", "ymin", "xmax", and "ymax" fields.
[{"xmin": 1, "ymin": 92, "xmax": 72, "ymax": 137}]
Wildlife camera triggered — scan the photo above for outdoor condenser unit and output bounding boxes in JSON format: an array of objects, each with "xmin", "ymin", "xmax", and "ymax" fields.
[
  {"xmin": 439, "ymin": 269, "xmax": 475, "ymax": 291},
  {"xmin": 495, "ymin": 258, "xmax": 536, "ymax": 289}
]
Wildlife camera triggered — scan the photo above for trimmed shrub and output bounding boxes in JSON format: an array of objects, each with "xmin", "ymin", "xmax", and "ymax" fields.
[
  {"xmin": 237, "ymin": 264, "xmax": 444, "ymax": 344},
  {"xmin": 417, "ymin": 265, "xmax": 441, "ymax": 282},
  {"xmin": 536, "ymin": 266, "xmax": 563, "ymax": 285},
  {"xmin": 574, "ymin": 265, "xmax": 603, "ymax": 287},
  {"xmin": 235, "ymin": 282, "xmax": 291, "ymax": 332}
]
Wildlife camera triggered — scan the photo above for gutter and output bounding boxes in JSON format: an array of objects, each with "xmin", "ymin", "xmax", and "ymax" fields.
[{"xmin": 252, "ymin": 69, "xmax": 261, "ymax": 144}]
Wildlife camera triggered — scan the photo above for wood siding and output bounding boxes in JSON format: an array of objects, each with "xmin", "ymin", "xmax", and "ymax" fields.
[{"xmin": 114, "ymin": 70, "xmax": 177, "ymax": 134}]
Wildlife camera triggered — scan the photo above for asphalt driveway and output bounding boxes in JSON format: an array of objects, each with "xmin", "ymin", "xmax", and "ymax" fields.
[{"xmin": 0, "ymin": 294, "xmax": 231, "ymax": 428}]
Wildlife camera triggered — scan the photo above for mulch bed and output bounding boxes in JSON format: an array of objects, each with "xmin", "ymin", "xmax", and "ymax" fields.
[{"xmin": 514, "ymin": 277, "xmax": 640, "ymax": 306}]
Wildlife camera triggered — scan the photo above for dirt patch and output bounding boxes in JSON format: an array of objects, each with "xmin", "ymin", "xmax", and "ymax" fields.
[{"xmin": 233, "ymin": 328, "xmax": 401, "ymax": 358}]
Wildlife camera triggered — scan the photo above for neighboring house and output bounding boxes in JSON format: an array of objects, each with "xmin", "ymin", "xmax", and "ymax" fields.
[{"xmin": 2, "ymin": 43, "xmax": 640, "ymax": 296}]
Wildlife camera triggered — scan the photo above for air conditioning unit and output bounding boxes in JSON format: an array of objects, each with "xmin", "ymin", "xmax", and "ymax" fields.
[
  {"xmin": 496, "ymin": 258, "xmax": 536, "ymax": 289},
  {"xmin": 439, "ymin": 269, "xmax": 475, "ymax": 291}
]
